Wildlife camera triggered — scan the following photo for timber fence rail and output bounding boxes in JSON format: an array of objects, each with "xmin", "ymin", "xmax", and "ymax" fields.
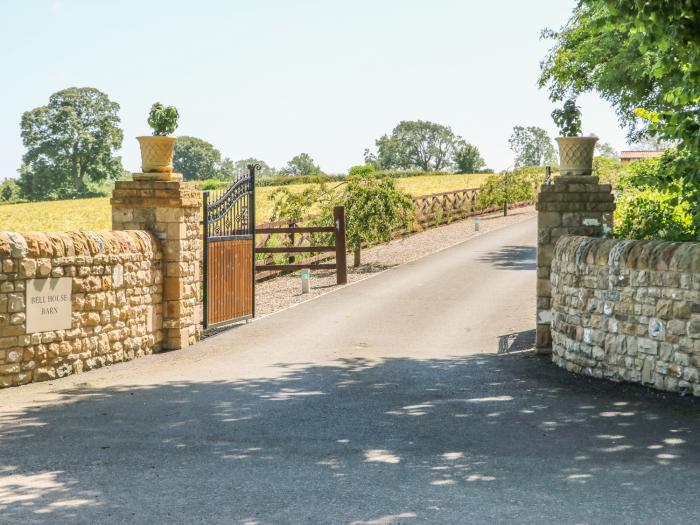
[
  {"xmin": 254, "ymin": 186, "xmax": 534, "ymax": 282},
  {"xmin": 255, "ymin": 205, "xmax": 347, "ymax": 285}
]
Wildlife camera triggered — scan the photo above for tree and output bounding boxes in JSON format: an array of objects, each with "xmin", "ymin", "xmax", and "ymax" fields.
[
  {"xmin": 539, "ymin": 0, "xmax": 700, "ymax": 223},
  {"xmin": 267, "ymin": 172, "xmax": 414, "ymax": 267},
  {"xmin": 281, "ymin": 153, "xmax": 321, "ymax": 176},
  {"xmin": 342, "ymin": 174, "xmax": 414, "ymax": 266},
  {"xmin": 595, "ymin": 141, "xmax": 618, "ymax": 159},
  {"xmin": 508, "ymin": 126, "xmax": 557, "ymax": 167},
  {"xmin": 370, "ymin": 120, "xmax": 462, "ymax": 171},
  {"xmin": 0, "ymin": 179, "xmax": 22, "ymax": 203},
  {"xmin": 19, "ymin": 87, "xmax": 123, "ymax": 201},
  {"xmin": 173, "ymin": 136, "xmax": 222, "ymax": 180},
  {"xmin": 229, "ymin": 158, "xmax": 276, "ymax": 178},
  {"xmin": 453, "ymin": 143, "xmax": 485, "ymax": 173}
]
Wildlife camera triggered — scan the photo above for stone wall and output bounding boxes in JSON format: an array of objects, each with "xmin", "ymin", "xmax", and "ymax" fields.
[
  {"xmin": 0, "ymin": 230, "xmax": 162, "ymax": 387},
  {"xmin": 551, "ymin": 235, "xmax": 700, "ymax": 396}
]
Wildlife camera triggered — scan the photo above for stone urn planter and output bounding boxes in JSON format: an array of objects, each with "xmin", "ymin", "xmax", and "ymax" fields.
[
  {"xmin": 136, "ymin": 135, "xmax": 176, "ymax": 173},
  {"xmin": 556, "ymin": 136, "xmax": 598, "ymax": 176},
  {"xmin": 136, "ymin": 102, "xmax": 180, "ymax": 176}
]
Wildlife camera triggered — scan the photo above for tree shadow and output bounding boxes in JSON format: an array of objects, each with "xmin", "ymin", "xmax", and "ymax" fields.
[
  {"xmin": 1, "ymin": 353, "xmax": 700, "ymax": 524},
  {"xmin": 478, "ymin": 245, "xmax": 536, "ymax": 271}
]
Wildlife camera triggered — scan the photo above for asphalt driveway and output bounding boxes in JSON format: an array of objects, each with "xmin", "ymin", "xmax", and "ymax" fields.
[{"xmin": 1, "ymin": 217, "xmax": 699, "ymax": 525}]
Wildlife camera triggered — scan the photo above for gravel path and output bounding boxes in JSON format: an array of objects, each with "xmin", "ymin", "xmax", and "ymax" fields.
[{"xmin": 254, "ymin": 205, "xmax": 536, "ymax": 317}]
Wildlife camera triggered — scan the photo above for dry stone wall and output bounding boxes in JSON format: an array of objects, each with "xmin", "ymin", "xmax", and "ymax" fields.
[
  {"xmin": 0, "ymin": 230, "xmax": 162, "ymax": 387},
  {"xmin": 551, "ymin": 235, "xmax": 700, "ymax": 396}
]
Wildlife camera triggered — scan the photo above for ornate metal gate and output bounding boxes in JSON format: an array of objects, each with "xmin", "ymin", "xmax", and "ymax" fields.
[{"xmin": 202, "ymin": 164, "xmax": 257, "ymax": 329}]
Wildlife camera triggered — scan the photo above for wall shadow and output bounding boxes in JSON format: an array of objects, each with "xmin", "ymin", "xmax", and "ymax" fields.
[
  {"xmin": 1, "ymin": 352, "xmax": 700, "ymax": 524},
  {"xmin": 478, "ymin": 245, "xmax": 536, "ymax": 271}
]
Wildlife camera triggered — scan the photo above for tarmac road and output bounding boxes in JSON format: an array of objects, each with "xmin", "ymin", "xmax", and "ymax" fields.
[{"xmin": 2, "ymin": 217, "xmax": 700, "ymax": 524}]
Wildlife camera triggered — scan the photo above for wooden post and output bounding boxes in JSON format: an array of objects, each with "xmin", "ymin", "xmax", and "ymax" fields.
[
  {"xmin": 288, "ymin": 220, "xmax": 296, "ymax": 265},
  {"xmin": 334, "ymin": 206, "xmax": 347, "ymax": 285}
]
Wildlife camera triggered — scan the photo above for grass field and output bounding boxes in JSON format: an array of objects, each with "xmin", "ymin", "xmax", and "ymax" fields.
[{"xmin": 0, "ymin": 173, "xmax": 490, "ymax": 232}]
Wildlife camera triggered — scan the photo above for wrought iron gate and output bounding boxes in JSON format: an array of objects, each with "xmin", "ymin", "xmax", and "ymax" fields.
[{"xmin": 202, "ymin": 164, "xmax": 257, "ymax": 329}]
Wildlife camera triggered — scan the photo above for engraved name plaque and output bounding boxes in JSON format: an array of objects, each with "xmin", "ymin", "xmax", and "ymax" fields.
[{"xmin": 26, "ymin": 278, "xmax": 72, "ymax": 333}]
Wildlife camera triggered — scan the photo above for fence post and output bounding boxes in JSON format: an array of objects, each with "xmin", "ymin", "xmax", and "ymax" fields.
[
  {"xmin": 288, "ymin": 220, "xmax": 296, "ymax": 265},
  {"xmin": 334, "ymin": 206, "xmax": 347, "ymax": 285}
]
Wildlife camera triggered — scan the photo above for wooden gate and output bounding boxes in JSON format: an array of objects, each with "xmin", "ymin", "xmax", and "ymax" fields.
[{"xmin": 202, "ymin": 164, "xmax": 256, "ymax": 329}]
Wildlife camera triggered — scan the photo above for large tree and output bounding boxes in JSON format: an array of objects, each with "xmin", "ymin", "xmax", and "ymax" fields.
[
  {"xmin": 19, "ymin": 87, "xmax": 124, "ymax": 200},
  {"xmin": 281, "ymin": 153, "xmax": 321, "ymax": 176},
  {"xmin": 453, "ymin": 143, "xmax": 485, "ymax": 173},
  {"xmin": 227, "ymin": 158, "xmax": 276, "ymax": 179},
  {"xmin": 539, "ymin": 0, "xmax": 700, "ymax": 182},
  {"xmin": 509, "ymin": 126, "xmax": 557, "ymax": 167},
  {"xmin": 369, "ymin": 120, "xmax": 462, "ymax": 171},
  {"xmin": 540, "ymin": 1, "xmax": 700, "ymax": 142},
  {"xmin": 173, "ymin": 136, "xmax": 222, "ymax": 180}
]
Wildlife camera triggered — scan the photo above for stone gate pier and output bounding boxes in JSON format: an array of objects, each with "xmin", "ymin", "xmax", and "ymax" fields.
[
  {"xmin": 535, "ymin": 175, "xmax": 615, "ymax": 352},
  {"xmin": 111, "ymin": 173, "xmax": 202, "ymax": 350}
]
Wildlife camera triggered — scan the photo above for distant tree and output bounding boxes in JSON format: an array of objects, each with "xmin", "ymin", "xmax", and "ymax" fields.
[
  {"xmin": 508, "ymin": 126, "xmax": 557, "ymax": 167},
  {"xmin": 595, "ymin": 141, "xmax": 618, "ymax": 159},
  {"xmin": 0, "ymin": 179, "xmax": 22, "ymax": 203},
  {"xmin": 453, "ymin": 143, "xmax": 485, "ymax": 173},
  {"xmin": 19, "ymin": 87, "xmax": 123, "ymax": 201},
  {"xmin": 348, "ymin": 164, "xmax": 376, "ymax": 177},
  {"xmin": 173, "ymin": 136, "xmax": 222, "ymax": 180},
  {"xmin": 370, "ymin": 120, "xmax": 462, "ymax": 171},
  {"xmin": 228, "ymin": 158, "xmax": 276, "ymax": 178},
  {"xmin": 281, "ymin": 153, "xmax": 321, "ymax": 176}
]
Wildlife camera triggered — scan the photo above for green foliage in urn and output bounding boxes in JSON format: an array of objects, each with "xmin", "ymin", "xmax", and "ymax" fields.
[
  {"xmin": 551, "ymin": 99, "xmax": 582, "ymax": 137},
  {"xmin": 19, "ymin": 87, "xmax": 124, "ymax": 201},
  {"xmin": 148, "ymin": 103, "xmax": 179, "ymax": 136}
]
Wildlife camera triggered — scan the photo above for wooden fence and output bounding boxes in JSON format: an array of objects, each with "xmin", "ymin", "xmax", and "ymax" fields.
[
  {"xmin": 255, "ymin": 206, "xmax": 347, "ymax": 284},
  {"xmin": 254, "ymin": 186, "xmax": 530, "ymax": 282}
]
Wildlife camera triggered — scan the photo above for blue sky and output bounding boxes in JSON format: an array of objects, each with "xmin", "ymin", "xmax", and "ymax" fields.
[{"xmin": 0, "ymin": 0, "xmax": 629, "ymax": 176}]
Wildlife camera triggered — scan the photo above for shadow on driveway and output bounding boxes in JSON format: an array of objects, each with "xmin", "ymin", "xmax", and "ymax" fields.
[
  {"xmin": 1, "ymin": 352, "xmax": 699, "ymax": 524},
  {"xmin": 478, "ymin": 245, "xmax": 536, "ymax": 271}
]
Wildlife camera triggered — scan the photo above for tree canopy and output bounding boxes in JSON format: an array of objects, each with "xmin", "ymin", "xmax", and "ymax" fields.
[
  {"xmin": 367, "ymin": 120, "xmax": 464, "ymax": 172},
  {"xmin": 452, "ymin": 143, "xmax": 485, "ymax": 173},
  {"xmin": 230, "ymin": 158, "xmax": 276, "ymax": 178},
  {"xmin": 281, "ymin": 153, "xmax": 321, "ymax": 176},
  {"xmin": 173, "ymin": 136, "xmax": 222, "ymax": 180},
  {"xmin": 19, "ymin": 87, "xmax": 124, "ymax": 201},
  {"xmin": 508, "ymin": 126, "xmax": 557, "ymax": 167},
  {"xmin": 540, "ymin": 0, "xmax": 700, "ymax": 225}
]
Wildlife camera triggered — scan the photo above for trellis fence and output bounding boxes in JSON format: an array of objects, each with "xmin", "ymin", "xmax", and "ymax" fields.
[{"xmin": 254, "ymin": 186, "xmax": 531, "ymax": 281}]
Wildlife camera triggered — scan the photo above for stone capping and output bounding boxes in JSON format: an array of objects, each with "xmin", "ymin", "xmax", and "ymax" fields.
[
  {"xmin": 0, "ymin": 230, "xmax": 160, "ymax": 259},
  {"xmin": 554, "ymin": 235, "xmax": 699, "ymax": 273}
]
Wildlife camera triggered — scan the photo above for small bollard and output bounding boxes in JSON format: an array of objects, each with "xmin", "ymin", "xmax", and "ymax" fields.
[
  {"xmin": 301, "ymin": 269, "xmax": 310, "ymax": 294},
  {"xmin": 474, "ymin": 217, "xmax": 481, "ymax": 231}
]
